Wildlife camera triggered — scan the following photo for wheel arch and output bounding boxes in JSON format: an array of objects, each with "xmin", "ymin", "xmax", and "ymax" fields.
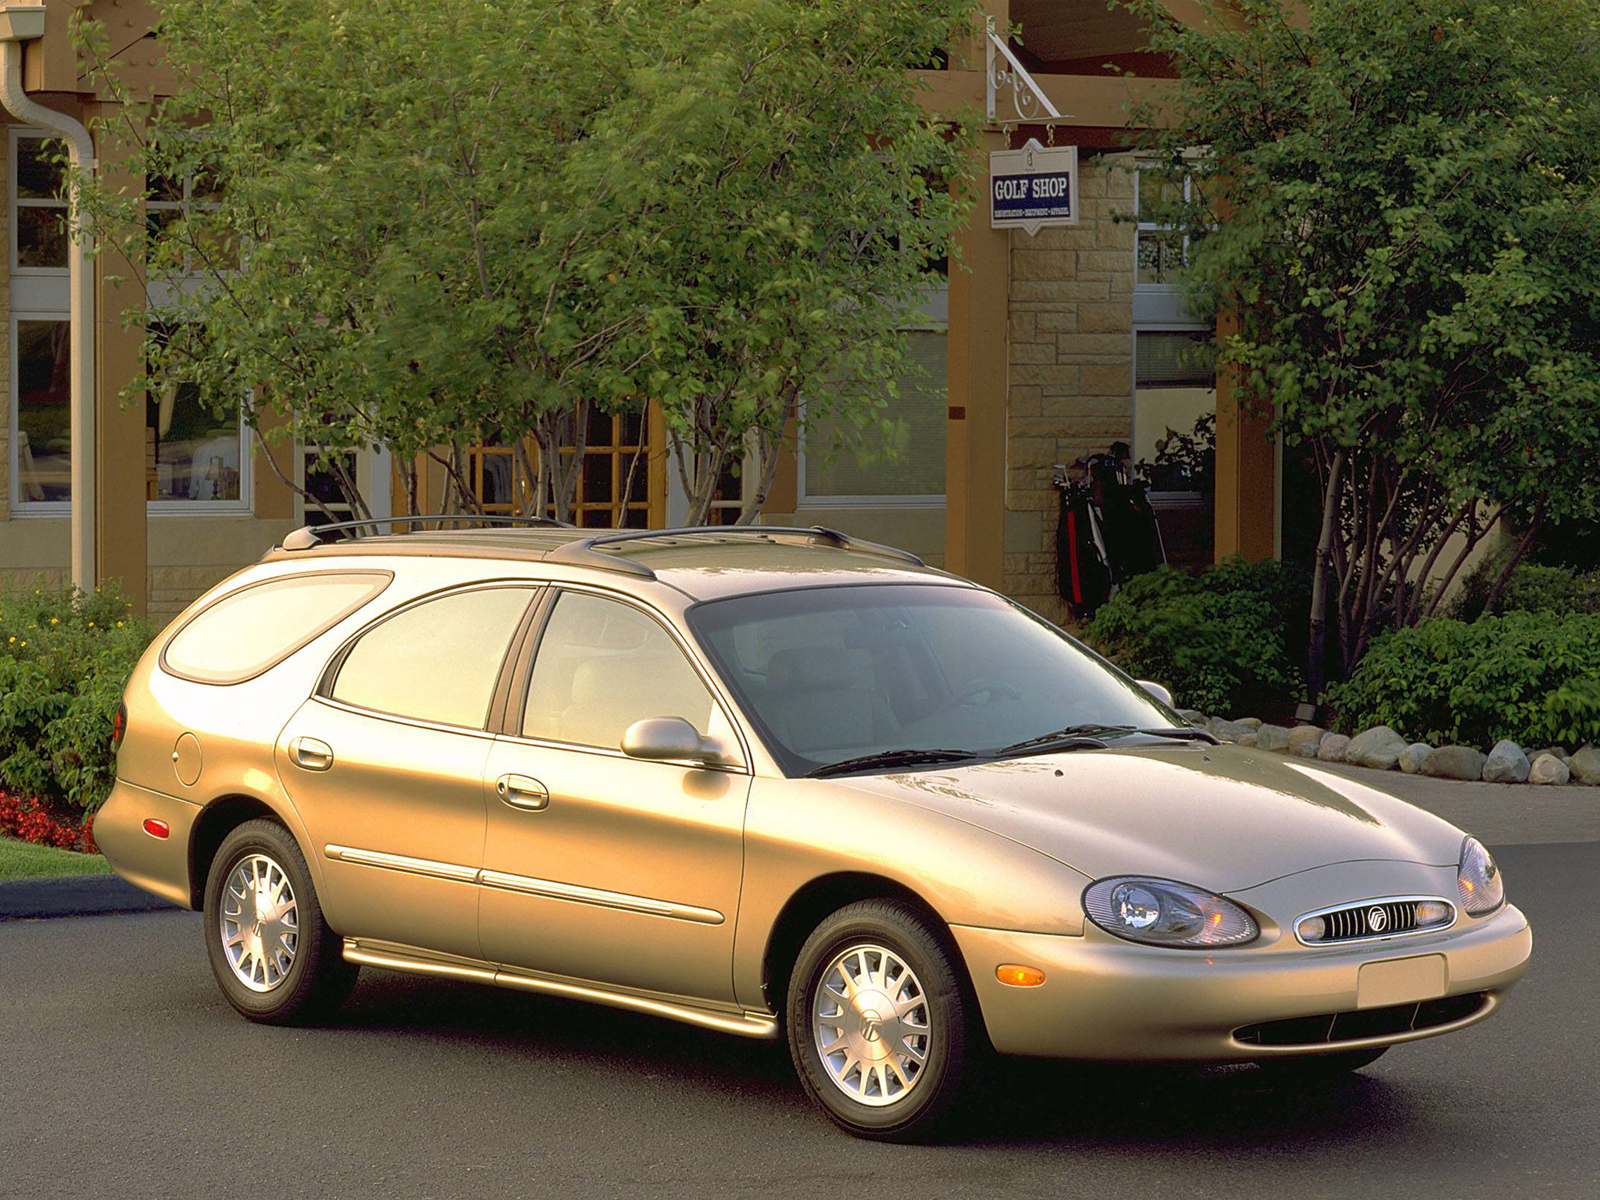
[
  {"xmin": 761, "ymin": 872, "xmax": 968, "ymax": 1015},
  {"xmin": 188, "ymin": 792, "xmax": 304, "ymax": 910}
]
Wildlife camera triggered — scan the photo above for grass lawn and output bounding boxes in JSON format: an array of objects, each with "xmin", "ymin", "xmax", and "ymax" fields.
[{"xmin": 0, "ymin": 836, "xmax": 113, "ymax": 880}]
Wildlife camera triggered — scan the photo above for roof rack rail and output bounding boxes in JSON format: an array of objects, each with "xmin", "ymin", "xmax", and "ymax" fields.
[
  {"xmin": 542, "ymin": 525, "xmax": 925, "ymax": 578},
  {"xmin": 279, "ymin": 514, "xmax": 576, "ymax": 552}
]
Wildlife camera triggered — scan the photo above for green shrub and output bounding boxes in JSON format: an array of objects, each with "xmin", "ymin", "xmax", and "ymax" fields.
[
  {"xmin": 1449, "ymin": 561, "xmax": 1600, "ymax": 621},
  {"xmin": 1497, "ymin": 563, "xmax": 1600, "ymax": 615},
  {"xmin": 1084, "ymin": 560, "xmax": 1307, "ymax": 718},
  {"xmin": 1324, "ymin": 611, "xmax": 1600, "ymax": 748},
  {"xmin": 0, "ymin": 584, "xmax": 154, "ymax": 819}
]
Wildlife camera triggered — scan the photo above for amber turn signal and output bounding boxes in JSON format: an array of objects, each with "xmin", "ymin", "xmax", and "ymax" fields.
[{"xmin": 995, "ymin": 963, "xmax": 1046, "ymax": 988}]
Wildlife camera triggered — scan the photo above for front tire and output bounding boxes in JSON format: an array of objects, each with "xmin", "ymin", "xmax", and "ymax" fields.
[
  {"xmin": 202, "ymin": 818, "xmax": 357, "ymax": 1025},
  {"xmin": 786, "ymin": 900, "xmax": 980, "ymax": 1141}
]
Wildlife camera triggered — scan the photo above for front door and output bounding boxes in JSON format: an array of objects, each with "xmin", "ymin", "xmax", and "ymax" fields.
[
  {"xmin": 276, "ymin": 584, "xmax": 541, "ymax": 959},
  {"xmin": 479, "ymin": 589, "xmax": 749, "ymax": 1003}
]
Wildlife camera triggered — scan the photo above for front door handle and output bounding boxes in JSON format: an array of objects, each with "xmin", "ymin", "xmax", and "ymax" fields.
[
  {"xmin": 289, "ymin": 736, "xmax": 334, "ymax": 771},
  {"xmin": 495, "ymin": 773, "xmax": 549, "ymax": 811}
]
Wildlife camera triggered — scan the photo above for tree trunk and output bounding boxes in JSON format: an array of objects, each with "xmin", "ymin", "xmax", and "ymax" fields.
[
  {"xmin": 1479, "ymin": 509, "xmax": 1542, "ymax": 616},
  {"xmin": 1307, "ymin": 446, "xmax": 1346, "ymax": 701},
  {"xmin": 737, "ymin": 429, "xmax": 783, "ymax": 525}
]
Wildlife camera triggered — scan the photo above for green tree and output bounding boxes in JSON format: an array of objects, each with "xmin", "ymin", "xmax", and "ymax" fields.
[
  {"xmin": 585, "ymin": 0, "xmax": 978, "ymax": 524},
  {"xmin": 73, "ymin": 0, "xmax": 654, "ymax": 522},
  {"xmin": 1126, "ymin": 0, "xmax": 1600, "ymax": 694},
  {"xmin": 73, "ymin": 0, "xmax": 978, "ymax": 528}
]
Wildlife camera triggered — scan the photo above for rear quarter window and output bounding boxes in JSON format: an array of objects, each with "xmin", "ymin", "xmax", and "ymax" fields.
[{"xmin": 161, "ymin": 571, "xmax": 393, "ymax": 685}]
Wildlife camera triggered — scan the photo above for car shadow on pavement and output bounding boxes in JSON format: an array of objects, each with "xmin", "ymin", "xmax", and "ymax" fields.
[{"xmin": 333, "ymin": 966, "xmax": 1428, "ymax": 1152}]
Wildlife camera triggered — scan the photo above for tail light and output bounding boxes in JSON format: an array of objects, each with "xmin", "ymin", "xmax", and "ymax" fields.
[{"xmin": 111, "ymin": 702, "xmax": 127, "ymax": 752}]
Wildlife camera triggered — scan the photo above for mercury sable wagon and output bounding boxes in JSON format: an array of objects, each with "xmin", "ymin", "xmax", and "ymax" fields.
[{"xmin": 96, "ymin": 521, "xmax": 1532, "ymax": 1140}]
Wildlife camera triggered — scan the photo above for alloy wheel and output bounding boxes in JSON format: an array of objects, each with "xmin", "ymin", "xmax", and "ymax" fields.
[
  {"xmin": 811, "ymin": 943, "xmax": 932, "ymax": 1107},
  {"xmin": 219, "ymin": 853, "xmax": 299, "ymax": 992}
]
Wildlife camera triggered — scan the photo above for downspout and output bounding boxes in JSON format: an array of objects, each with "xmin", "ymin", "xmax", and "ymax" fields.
[{"xmin": 0, "ymin": 6, "xmax": 96, "ymax": 589}]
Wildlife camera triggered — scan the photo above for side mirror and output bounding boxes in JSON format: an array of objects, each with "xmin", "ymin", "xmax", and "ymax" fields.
[
  {"xmin": 621, "ymin": 716, "xmax": 737, "ymax": 767},
  {"xmin": 1137, "ymin": 680, "xmax": 1174, "ymax": 709}
]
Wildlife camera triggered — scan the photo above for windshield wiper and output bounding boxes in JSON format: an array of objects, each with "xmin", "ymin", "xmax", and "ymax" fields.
[
  {"xmin": 996, "ymin": 724, "xmax": 1135, "ymax": 756},
  {"xmin": 1133, "ymin": 725, "xmax": 1220, "ymax": 744},
  {"xmin": 806, "ymin": 748, "xmax": 983, "ymax": 778}
]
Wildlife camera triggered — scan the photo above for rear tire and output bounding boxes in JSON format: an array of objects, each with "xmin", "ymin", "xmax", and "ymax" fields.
[
  {"xmin": 786, "ymin": 899, "xmax": 982, "ymax": 1142},
  {"xmin": 1255, "ymin": 1045, "xmax": 1389, "ymax": 1080},
  {"xmin": 202, "ymin": 818, "xmax": 358, "ymax": 1025}
]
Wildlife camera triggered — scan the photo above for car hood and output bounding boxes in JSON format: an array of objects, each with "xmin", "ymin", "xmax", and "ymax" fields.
[{"xmin": 837, "ymin": 743, "xmax": 1465, "ymax": 892}]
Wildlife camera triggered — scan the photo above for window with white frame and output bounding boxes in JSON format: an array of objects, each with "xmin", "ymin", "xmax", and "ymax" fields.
[
  {"xmin": 142, "ymin": 153, "xmax": 247, "ymax": 513},
  {"xmin": 1134, "ymin": 166, "xmax": 1190, "ymax": 290},
  {"xmin": 143, "ymin": 326, "xmax": 251, "ymax": 511},
  {"xmin": 145, "ymin": 162, "xmax": 227, "ymax": 271},
  {"xmin": 800, "ymin": 290, "xmax": 948, "ymax": 507},
  {"xmin": 10, "ymin": 318, "xmax": 71, "ymax": 509},
  {"xmin": 9, "ymin": 129, "xmax": 71, "ymax": 514},
  {"xmin": 12, "ymin": 132, "xmax": 67, "ymax": 272},
  {"xmin": 1133, "ymin": 329, "xmax": 1215, "ymax": 497}
]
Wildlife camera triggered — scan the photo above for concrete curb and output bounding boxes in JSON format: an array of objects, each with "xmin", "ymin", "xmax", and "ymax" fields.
[{"xmin": 0, "ymin": 875, "xmax": 178, "ymax": 921}]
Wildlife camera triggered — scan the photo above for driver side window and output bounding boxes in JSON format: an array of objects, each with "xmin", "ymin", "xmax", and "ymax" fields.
[{"xmin": 521, "ymin": 592, "xmax": 720, "ymax": 750}]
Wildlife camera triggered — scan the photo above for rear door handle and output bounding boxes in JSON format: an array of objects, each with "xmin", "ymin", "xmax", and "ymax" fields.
[
  {"xmin": 496, "ymin": 773, "xmax": 549, "ymax": 811},
  {"xmin": 289, "ymin": 736, "xmax": 334, "ymax": 771}
]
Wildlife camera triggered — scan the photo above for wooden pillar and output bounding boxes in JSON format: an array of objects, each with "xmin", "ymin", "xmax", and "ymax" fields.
[
  {"xmin": 944, "ymin": 128, "xmax": 1010, "ymax": 588},
  {"xmin": 90, "ymin": 104, "xmax": 148, "ymax": 614},
  {"xmin": 1212, "ymin": 308, "xmax": 1276, "ymax": 561}
]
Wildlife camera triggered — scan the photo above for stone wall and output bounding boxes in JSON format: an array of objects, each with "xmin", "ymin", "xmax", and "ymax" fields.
[{"xmin": 1002, "ymin": 153, "xmax": 1136, "ymax": 625}]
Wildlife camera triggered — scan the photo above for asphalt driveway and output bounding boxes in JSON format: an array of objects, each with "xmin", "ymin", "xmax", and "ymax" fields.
[{"xmin": 1, "ymin": 831, "xmax": 1593, "ymax": 1200}]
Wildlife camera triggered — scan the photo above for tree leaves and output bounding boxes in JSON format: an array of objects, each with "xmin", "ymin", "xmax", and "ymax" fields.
[{"xmin": 1125, "ymin": 0, "xmax": 1600, "ymax": 688}]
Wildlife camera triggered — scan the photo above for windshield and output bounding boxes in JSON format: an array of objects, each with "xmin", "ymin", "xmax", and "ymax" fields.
[{"xmin": 687, "ymin": 583, "xmax": 1176, "ymax": 776}]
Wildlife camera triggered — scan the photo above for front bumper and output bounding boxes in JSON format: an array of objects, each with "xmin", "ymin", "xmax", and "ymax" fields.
[{"xmin": 951, "ymin": 902, "xmax": 1531, "ymax": 1060}]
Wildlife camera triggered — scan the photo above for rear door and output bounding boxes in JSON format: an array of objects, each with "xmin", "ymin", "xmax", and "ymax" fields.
[
  {"xmin": 479, "ymin": 588, "xmax": 750, "ymax": 1002},
  {"xmin": 276, "ymin": 583, "xmax": 541, "ymax": 960}
]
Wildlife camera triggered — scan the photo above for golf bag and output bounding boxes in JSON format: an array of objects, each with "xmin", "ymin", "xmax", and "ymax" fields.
[{"xmin": 1054, "ymin": 449, "xmax": 1165, "ymax": 621}]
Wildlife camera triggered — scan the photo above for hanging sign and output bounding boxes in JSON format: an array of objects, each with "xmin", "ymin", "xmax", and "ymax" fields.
[{"xmin": 989, "ymin": 139, "xmax": 1078, "ymax": 234}]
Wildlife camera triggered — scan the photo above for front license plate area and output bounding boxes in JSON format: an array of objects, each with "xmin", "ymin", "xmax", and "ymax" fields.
[{"xmin": 1357, "ymin": 954, "xmax": 1448, "ymax": 1009}]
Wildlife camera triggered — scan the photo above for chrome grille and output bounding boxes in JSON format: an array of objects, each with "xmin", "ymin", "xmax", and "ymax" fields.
[{"xmin": 1295, "ymin": 896, "xmax": 1454, "ymax": 946}]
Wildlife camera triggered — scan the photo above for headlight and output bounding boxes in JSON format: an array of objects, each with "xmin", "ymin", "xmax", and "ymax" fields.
[
  {"xmin": 1083, "ymin": 876, "xmax": 1258, "ymax": 948},
  {"xmin": 1457, "ymin": 836, "xmax": 1505, "ymax": 916}
]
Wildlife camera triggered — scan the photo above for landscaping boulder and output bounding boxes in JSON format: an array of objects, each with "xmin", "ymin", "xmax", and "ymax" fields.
[
  {"xmin": 1287, "ymin": 726, "xmax": 1326, "ymax": 758},
  {"xmin": 1208, "ymin": 718, "xmax": 1254, "ymax": 743},
  {"xmin": 1423, "ymin": 745, "xmax": 1486, "ymax": 781},
  {"xmin": 1398, "ymin": 743, "xmax": 1432, "ymax": 774},
  {"xmin": 1316, "ymin": 734, "xmax": 1351, "ymax": 762},
  {"xmin": 1237, "ymin": 730, "xmax": 1259, "ymax": 746},
  {"xmin": 1255, "ymin": 723, "xmax": 1291, "ymax": 753},
  {"xmin": 1532, "ymin": 747, "xmax": 1569, "ymax": 763},
  {"xmin": 1569, "ymin": 746, "xmax": 1600, "ymax": 785},
  {"xmin": 1236, "ymin": 717, "xmax": 1264, "ymax": 730},
  {"xmin": 1346, "ymin": 725, "xmax": 1409, "ymax": 770},
  {"xmin": 1529, "ymin": 753, "xmax": 1571, "ymax": 786},
  {"xmin": 1178, "ymin": 709, "xmax": 1208, "ymax": 727},
  {"xmin": 1483, "ymin": 740, "xmax": 1530, "ymax": 784}
]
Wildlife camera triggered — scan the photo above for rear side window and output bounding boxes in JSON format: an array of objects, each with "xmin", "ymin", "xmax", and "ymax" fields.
[
  {"xmin": 329, "ymin": 586, "xmax": 537, "ymax": 729},
  {"xmin": 162, "ymin": 571, "xmax": 392, "ymax": 685}
]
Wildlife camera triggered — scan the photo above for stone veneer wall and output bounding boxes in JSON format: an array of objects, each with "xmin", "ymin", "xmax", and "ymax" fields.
[
  {"xmin": 145, "ymin": 563, "xmax": 236, "ymax": 623},
  {"xmin": 1002, "ymin": 152, "xmax": 1136, "ymax": 626}
]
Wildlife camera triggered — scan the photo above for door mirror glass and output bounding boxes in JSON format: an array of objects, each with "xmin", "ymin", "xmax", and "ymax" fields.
[
  {"xmin": 1137, "ymin": 679, "xmax": 1174, "ymax": 709},
  {"xmin": 621, "ymin": 716, "xmax": 734, "ymax": 766}
]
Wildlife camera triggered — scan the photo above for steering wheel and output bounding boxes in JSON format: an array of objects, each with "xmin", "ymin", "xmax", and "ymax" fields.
[{"xmin": 944, "ymin": 678, "xmax": 1022, "ymax": 709}]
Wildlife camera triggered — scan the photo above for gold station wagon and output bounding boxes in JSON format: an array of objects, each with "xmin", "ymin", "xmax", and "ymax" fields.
[{"xmin": 96, "ymin": 521, "xmax": 1532, "ymax": 1140}]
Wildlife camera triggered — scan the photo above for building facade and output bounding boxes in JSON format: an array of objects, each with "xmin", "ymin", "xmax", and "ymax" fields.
[{"xmin": 0, "ymin": 0, "xmax": 1277, "ymax": 625}]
